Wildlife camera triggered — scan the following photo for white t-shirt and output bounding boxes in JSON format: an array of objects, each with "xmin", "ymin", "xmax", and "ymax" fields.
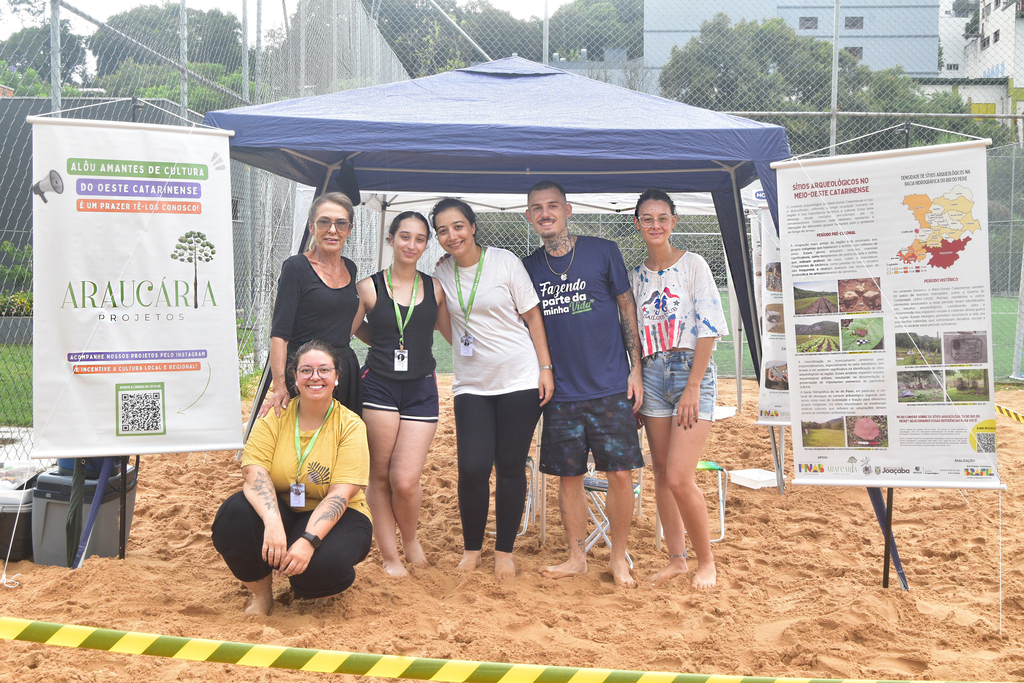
[
  {"xmin": 434, "ymin": 247, "xmax": 542, "ymax": 396},
  {"xmin": 629, "ymin": 251, "xmax": 729, "ymax": 358}
]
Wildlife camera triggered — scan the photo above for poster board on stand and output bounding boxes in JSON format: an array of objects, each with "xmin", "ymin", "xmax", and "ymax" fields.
[
  {"xmin": 773, "ymin": 141, "xmax": 1003, "ymax": 490},
  {"xmin": 31, "ymin": 118, "xmax": 242, "ymax": 458}
]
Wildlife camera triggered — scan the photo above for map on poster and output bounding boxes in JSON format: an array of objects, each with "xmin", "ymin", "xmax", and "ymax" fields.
[
  {"xmin": 773, "ymin": 141, "xmax": 1003, "ymax": 490},
  {"xmin": 892, "ymin": 186, "xmax": 982, "ymax": 273}
]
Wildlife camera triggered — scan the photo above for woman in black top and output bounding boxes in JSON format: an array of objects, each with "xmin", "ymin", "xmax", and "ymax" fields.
[
  {"xmin": 262, "ymin": 192, "xmax": 363, "ymax": 417},
  {"xmin": 353, "ymin": 211, "xmax": 450, "ymax": 577}
]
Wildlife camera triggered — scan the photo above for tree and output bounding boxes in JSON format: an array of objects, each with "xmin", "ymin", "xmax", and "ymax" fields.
[
  {"xmin": 170, "ymin": 231, "xmax": 216, "ymax": 309},
  {"xmin": 89, "ymin": 5, "xmax": 245, "ymax": 78},
  {"xmin": 549, "ymin": 0, "xmax": 642, "ymax": 61},
  {"xmin": 0, "ymin": 21, "xmax": 87, "ymax": 85},
  {"xmin": 660, "ymin": 13, "xmax": 1012, "ymax": 155},
  {"xmin": 0, "ymin": 242, "xmax": 32, "ymax": 292}
]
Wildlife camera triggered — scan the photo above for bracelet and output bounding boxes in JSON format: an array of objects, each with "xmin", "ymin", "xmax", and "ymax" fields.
[{"xmin": 539, "ymin": 365, "xmax": 553, "ymax": 370}]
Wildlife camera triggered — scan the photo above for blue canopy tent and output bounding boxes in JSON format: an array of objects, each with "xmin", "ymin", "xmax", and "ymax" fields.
[{"xmin": 204, "ymin": 56, "xmax": 791, "ymax": 379}]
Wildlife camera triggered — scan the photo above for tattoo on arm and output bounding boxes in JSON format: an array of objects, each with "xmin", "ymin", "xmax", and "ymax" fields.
[
  {"xmin": 251, "ymin": 469, "xmax": 279, "ymax": 516},
  {"xmin": 617, "ymin": 292, "xmax": 642, "ymax": 371},
  {"xmin": 312, "ymin": 495, "xmax": 348, "ymax": 526}
]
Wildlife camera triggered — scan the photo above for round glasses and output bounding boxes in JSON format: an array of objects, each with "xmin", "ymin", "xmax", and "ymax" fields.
[
  {"xmin": 638, "ymin": 215, "xmax": 674, "ymax": 228},
  {"xmin": 297, "ymin": 365, "xmax": 336, "ymax": 378},
  {"xmin": 315, "ymin": 218, "xmax": 352, "ymax": 232}
]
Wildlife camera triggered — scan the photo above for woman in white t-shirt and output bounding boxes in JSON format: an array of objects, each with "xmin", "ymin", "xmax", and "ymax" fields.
[
  {"xmin": 432, "ymin": 198, "xmax": 554, "ymax": 580},
  {"xmin": 629, "ymin": 188, "xmax": 728, "ymax": 591}
]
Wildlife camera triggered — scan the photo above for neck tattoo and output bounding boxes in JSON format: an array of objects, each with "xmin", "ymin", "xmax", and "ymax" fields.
[{"xmin": 544, "ymin": 235, "xmax": 576, "ymax": 281}]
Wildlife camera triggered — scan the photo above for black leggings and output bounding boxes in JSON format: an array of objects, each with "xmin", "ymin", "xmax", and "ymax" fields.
[
  {"xmin": 453, "ymin": 389, "xmax": 542, "ymax": 553},
  {"xmin": 211, "ymin": 491, "xmax": 373, "ymax": 599}
]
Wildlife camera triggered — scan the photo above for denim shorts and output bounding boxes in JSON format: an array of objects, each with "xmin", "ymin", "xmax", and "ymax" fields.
[{"xmin": 640, "ymin": 350, "xmax": 718, "ymax": 421}]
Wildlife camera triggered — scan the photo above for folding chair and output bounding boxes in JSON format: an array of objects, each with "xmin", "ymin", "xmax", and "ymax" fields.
[{"xmin": 582, "ymin": 464, "xmax": 642, "ymax": 569}]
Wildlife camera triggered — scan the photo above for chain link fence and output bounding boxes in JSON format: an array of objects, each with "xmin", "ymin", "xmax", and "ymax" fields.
[{"xmin": 2, "ymin": 0, "xmax": 1024, "ymax": 460}]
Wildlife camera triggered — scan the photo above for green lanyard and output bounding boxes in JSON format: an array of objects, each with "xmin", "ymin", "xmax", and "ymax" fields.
[
  {"xmin": 454, "ymin": 247, "xmax": 486, "ymax": 333},
  {"xmin": 386, "ymin": 267, "xmax": 419, "ymax": 350},
  {"xmin": 294, "ymin": 400, "xmax": 335, "ymax": 483}
]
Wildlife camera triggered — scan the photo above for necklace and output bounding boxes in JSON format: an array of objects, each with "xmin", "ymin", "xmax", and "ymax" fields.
[{"xmin": 544, "ymin": 236, "xmax": 575, "ymax": 281}]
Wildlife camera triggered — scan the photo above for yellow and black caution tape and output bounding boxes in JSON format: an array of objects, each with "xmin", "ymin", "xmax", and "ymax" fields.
[
  {"xmin": 995, "ymin": 404, "xmax": 1024, "ymax": 424},
  {"xmin": 0, "ymin": 616, "xmax": 1008, "ymax": 683}
]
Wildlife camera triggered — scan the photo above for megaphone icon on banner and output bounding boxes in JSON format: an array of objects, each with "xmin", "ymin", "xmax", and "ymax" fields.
[{"xmin": 32, "ymin": 170, "xmax": 64, "ymax": 203}]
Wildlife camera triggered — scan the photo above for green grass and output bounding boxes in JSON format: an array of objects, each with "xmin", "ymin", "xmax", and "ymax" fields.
[
  {"xmin": 898, "ymin": 388, "xmax": 945, "ymax": 403},
  {"xmin": 804, "ymin": 428, "xmax": 846, "ymax": 447},
  {"xmin": 0, "ymin": 344, "xmax": 32, "ymax": 427}
]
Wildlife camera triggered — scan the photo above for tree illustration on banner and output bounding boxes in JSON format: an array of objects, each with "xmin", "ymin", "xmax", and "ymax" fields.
[{"xmin": 170, "ymin": 231, "xmax": 216, "ymax": 308}]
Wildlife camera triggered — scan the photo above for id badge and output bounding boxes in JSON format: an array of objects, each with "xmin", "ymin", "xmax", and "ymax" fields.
[
  {"xmin": 460, "ymin": 333, "xmax": 475, "ymax": 357},
  {"xmin": 290, "ymin": 482, "xmax": 305, "ymax": 507},
  {"xmin": 394, "ymin": 348, "xmax": 409, "ymax": 372}
]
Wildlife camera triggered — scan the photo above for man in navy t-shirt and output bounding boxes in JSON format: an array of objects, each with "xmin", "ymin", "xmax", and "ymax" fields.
[{"xmin": 521, "ymin": 180, "xmax": 644, "ymax": 588}]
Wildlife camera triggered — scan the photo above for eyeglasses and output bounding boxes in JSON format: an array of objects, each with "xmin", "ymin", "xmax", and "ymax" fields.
[
  {"xmin": 315, "ymin": 218, "xmax": 352, "ymax": 232},
  {"xmin": 297, "ymin": 365, "xmax": 336, "ymax": 378},
  {"xmin": 638, "ymin": 215, "xmax": 674, "ymax": 228}
]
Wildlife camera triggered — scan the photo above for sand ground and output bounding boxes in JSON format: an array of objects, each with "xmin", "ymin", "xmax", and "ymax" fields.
[{"xmin": 2, "ymin": 378, "xmax": 1024, "ymax": 682}]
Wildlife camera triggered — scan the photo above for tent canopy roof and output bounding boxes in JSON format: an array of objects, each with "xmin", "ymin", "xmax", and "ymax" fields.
[{"xmin": 203, "ymin": 56, "xmax": 790, "ymax": 196}]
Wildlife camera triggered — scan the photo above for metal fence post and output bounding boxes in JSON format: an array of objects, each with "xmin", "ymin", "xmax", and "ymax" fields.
[
  {"xmin": 179, "ymin": 0, "xmax": 188, "ymax": 121},
  {"xmin": 49, "ymin": 0, "xmax": 61, "ymax": 117},
  {"xmin": 829, "ymin": 0, "xmax": 840, "ymax": 155},
  {"xmin": 242, "ymin": 0, "xmax": 250, "ymax": 103}
]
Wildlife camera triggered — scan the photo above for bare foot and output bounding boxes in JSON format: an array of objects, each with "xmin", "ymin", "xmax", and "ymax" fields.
[
  {"xmin": 244, "ymin": 592, "xmax": 274, "ymax": 616},
  {"xmin": 383, "ymin": 558, "xmax": 409, "ymax": 577},
  {"xmin": 404, "ymin": 539, "xmax": 428, "ymax": 567},
  {"xmin": 457, "ymin": 550, "xmax": 482, "ymax": 572},
  {"xmin": 493, "ymin": 551, "xmax": 516, "ymax": 580},
  {"xmin": 609, "ymin": 556, "xmax": 636, "ymax": 588},
  {"xmin": 692, "ymin": 560, "xmax": 717, "ymax": 590},
  {"xmin": 539, "ymin": 556, "xmax": 587, "ymax": 579},
  {"xmin": 313, "ymin": 593, "xmax": 339, "ymax": 607},
  {"xmin": 648, "ymin": 555, "xmax": 688, "ymax": 587}
]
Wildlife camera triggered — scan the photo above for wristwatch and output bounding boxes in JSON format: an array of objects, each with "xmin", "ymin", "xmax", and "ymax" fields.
[{"xmin": 300, "ymin": 532, "xmax": 322, "ymax": 549}]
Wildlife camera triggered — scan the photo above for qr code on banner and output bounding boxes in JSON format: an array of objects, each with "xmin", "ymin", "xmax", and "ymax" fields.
[
  {"xmin": 976, "ymin": 432, "xmax": 996, "ymax": 454},
  {"xmin": 116, "ymin": 382, "xmax": 166, "ymax": 436}
]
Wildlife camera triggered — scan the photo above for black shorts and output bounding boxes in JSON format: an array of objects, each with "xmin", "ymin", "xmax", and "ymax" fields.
[
  {"xmin": 539, "ymin": 392, "xmax": 644, "ymax": 477},
  {"xmin": 361, "ymin": 368, "xmax": 439, "ymax": 422}
]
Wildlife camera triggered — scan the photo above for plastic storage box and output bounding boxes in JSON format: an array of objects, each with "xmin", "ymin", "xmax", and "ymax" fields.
[
  {"xmin": 729, "ymin": 468, "xmax": 779, "ymax": 489},
  {"xmin": 0, "ymin": 486, "xmax": 33, "ymax": 561},
  {"xmin": 31, "ymin": 465, "xmax": 137, "ymax": 567}
]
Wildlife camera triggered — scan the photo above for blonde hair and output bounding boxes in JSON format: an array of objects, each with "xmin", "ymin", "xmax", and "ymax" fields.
[{"xmin": 307, "ymin": 192, "xmax": 355, "ymax": 248}]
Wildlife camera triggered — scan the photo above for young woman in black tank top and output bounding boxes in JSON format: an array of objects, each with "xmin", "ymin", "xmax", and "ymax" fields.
[{"xmin": 351, "ymin": 212, "xmax": 451, "ymax": 577}]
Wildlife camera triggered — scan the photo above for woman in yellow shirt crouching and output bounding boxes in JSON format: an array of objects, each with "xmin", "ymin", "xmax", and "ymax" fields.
[{"xmin": 212, "ymin": 340, "xmax": 372, "ymax": 615}]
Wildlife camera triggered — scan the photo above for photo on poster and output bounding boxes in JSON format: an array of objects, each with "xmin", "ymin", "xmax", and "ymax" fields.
[
  {"xmin": 801, "ymin": 416, "xmax": 846, "ymax": 447},
  {"xmin": 945, "ymin": 368, "xmax": 990, "ymax": 402},
  {"xmin": 837, "ymin": 277, "xmax": 883, "ymax": 313},
  {"xmin": 841, "ymin": 317, "xmax": 884, "ymax": 351},
  {"xmin": 793, "ymin": 280, "xmax": 839, "ymax": 315},
  {"xmin": 765, "ymin": 261, "xmax": 782, "ymax": 292},
  {"xmin": 897, "ymin": 369, "xmax": 945, "ymax": 403},
  {"xmin": 765, "ymin": 303, "xmax": 785, "ymax": 334},
  {"xmin": 895, "ymin": 330, "xmax": 942, "ymax": 366},
  {"xmin": 764, "ymin": 361, "xmax": 789, "ymax": 390},
  {"xmin": 795, "ymin": 319, "xmax": 840, "ymax": 353},
  {"xmin": 845, "ymin": 415, "xmax": 888, "ymax": 448},
  {"xmin": 942, "ymin": 331, "xmax": 988, "ymax": 364}
]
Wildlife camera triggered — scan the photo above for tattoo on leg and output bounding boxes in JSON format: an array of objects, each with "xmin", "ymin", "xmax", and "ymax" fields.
[{"xmin": 312, "ymin": 495, "xmax": 348, "ymax": 526}]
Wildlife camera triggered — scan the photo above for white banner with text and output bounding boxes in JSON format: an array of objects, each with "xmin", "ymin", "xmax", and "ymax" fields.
[
  {"xmin": 31, "ymin": 118, "xmax": 242, "ymax": 458},
  {"xmin": 774, "ymin": 141, "xmax": 1002, "ymax": 489}
]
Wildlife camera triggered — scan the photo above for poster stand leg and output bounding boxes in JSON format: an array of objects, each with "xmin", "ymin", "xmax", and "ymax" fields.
[
  {"xmin": 866, "ymin": 487, "xmax": 909, "ymax": 590},
  {"xmin": 769, "ymin": 425, "xmax": 786, "ymax": 494},
  {"xmin": 118, "ymin": 455, "xmax": 130, "ymax": 560}
]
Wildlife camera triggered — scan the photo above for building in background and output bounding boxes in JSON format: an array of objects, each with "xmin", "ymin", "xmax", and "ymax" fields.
[{"xmin": 644, "ymin": 0, "xmax": 940, "ymax": 85}]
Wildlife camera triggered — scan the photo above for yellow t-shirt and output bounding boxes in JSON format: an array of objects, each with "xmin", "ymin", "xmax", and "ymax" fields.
[{"xmin": 241, "ymin": 399, "xmax": 371, "ymax": 521}]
